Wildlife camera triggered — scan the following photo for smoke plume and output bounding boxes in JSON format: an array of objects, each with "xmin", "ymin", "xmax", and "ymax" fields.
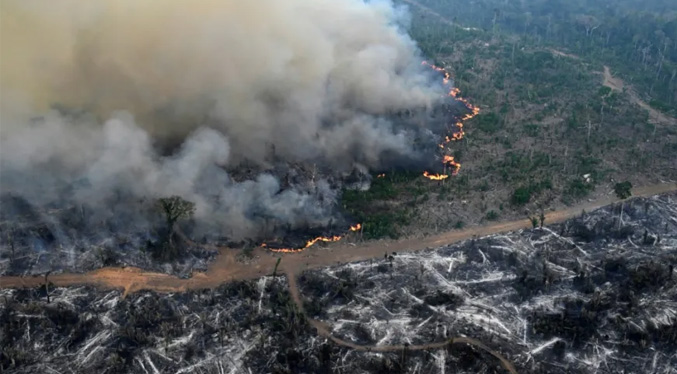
[{"xmin": 0, "ymin": 0, "xmax": 444, "ymax": 241}]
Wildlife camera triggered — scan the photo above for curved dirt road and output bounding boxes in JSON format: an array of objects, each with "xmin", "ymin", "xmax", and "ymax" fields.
[{"xmin": 286, "ymin": 273, "xmax": 519, "ymax": 374}]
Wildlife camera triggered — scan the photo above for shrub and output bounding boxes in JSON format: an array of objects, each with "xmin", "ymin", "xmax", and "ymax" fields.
[
  {"xmin": 485, "ymin": 210, "xmax": 499, "ymax": 221},
  {"xmin": 475, "ymin": 112, "xmax": 501, "ymax": 134},
  {"xmin": 566, "ymin": 178, "xmax": 594, "ymax": 199},
  {"xmin": 614, "ymin": 181, "xmax": 632, "ymax": 200},
  {"xmin": 512, "ymin": 186, "xmax": 532, "ymax": 205},
  {"xmin": 512, "ymin": 179, "xmax": 552, "ymax": 205},
  {"xmin": 523, "ymin": 123, "xmax": 540, "ymax": 137}
]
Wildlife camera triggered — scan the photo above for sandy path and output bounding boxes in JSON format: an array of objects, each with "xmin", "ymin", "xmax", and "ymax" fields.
[
  {"xmin": 399, "ymin": 0, "xmax": 455, "ymax": 27},
  {"xmin": 603, "ymin": 65, "xmax": 676, "ymax": 126},
  {"xmin": 287, "ymin": 272, "xmax": 518, "ymax": 373}
]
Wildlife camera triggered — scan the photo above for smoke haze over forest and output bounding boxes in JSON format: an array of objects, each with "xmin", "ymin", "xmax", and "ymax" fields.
[{"xmin": 0, "ymin": 0, "xmax": 446, "ymax": 240}]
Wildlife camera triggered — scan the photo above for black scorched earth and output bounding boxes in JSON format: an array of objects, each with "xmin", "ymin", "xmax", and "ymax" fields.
[{"xmin": 2, "ymin": 193, "xmax": 676, "ymax": 373}]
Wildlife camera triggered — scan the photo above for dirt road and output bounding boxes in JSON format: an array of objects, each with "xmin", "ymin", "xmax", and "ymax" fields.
[
  {"xmin": 399, "ymin": 0, "xmax": 455, "ymax": 27},
  {"xmin": 603, "ymin": 65, "xmax": 676, "ymax": 126},
  {"xmin": 286, "ymin": 273, "xmax": 519, "ymax": 373},
  {"xmin": 396, "ymin": 0, "xmax": 675, "ymax": 127},
  {"xmin": 2, "ymin": 183, "xmax": 675, "ymax": 293}
]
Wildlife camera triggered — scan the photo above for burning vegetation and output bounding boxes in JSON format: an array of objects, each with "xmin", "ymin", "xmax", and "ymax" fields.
[
  {"xmin": 1, "ymin": 0, "xmax": 479, "ymax": 268},
  {"xmin": 261, "ymin": 224, "xmax": 362, "ymax": 253},
  {"xmin": 256, "ymin": 62, "xmax": 479, "ymax": 253},
  {"xmin": 421, "ymin": 62, "xmax": 480, "ymax": 181}
]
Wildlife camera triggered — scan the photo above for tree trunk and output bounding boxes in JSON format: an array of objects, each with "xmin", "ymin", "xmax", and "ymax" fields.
[
  {"xmin": 167, "ymin": 220, "xmax": 176, "ymax": 248},
  {"xmin": 618, "ymin": 201, "xmax": 624, "ymax": 232},
  {"xmin": 44, "ymin": 273, "xmax": 50, "ymax": 304}
]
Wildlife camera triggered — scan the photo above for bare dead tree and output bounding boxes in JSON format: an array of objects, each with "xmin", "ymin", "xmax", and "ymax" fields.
[{"xmin": 44, "ymin": 271, "xmax": 51, "ymax": 304}]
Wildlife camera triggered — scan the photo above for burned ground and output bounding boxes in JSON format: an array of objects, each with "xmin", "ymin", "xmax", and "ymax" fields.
[
  {"xmin": 0, "ymin": 194, "xmax": 217, "ymax": 278},
  {"xmin": 298, "ymin": 192, "xmax": 677, "ymax": 373},
  {"xmin": 0, "ymin": 278, "xmax": 319, "ymax": 373},
  {"xmin": 0, "ymin": 101, "xmax": 462, "ymax": 277},
  {"xmin": 2, "ymin": 278, "xmax": 506, "ymax": 374},
  {"xmin": 2, "ymin": 193, "xmax": 675, "ymax": 374}
]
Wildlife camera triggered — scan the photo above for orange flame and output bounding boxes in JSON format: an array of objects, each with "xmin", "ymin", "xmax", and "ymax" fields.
[
  {"xmin": 443, "ymin": 155, "xmax": 461, "ymax": 175},
  {"xmin": 262, "ymin": 224, "xmax": 362, "ymax": 253},
  {"xmin": 423, "ymin": 171, "xmax": 449, "ymax": 181},
  {"xmin": 421, "ymin": 61, "xmax": 479, "ymax": 181},
  {"xmin": 377, "ymin": 174, "xmax": 386, "ymax": 178}
]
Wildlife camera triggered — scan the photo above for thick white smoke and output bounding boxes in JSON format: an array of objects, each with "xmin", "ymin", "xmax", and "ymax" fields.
[{"xmin": 0, "ymin": 0, "xmax": 444, "ymax": 240}]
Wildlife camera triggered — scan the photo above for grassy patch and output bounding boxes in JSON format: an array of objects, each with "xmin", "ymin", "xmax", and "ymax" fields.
[
  {"xmin": 485, "ymin": 210, "xmax": 499, "ymax": 221},
  {"xmin": 565, "ymin": 178, "xmax": 595, "ymax": 200},
  {"xmin": 474, "ymin": 112, "xmax": 501, "ymax": 134},
  {"xmin": 511, "ymin": 179, "xmax": 553, "ymax": 206}
]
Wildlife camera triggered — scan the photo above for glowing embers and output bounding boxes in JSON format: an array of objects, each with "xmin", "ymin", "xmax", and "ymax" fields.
[
  {"xmin": 261, "ymin": 224, "xmax": 361, "ymax": 253},
  {"xmin": 421, "ymin": 61, "xmax": 480, "ymax": 181}
]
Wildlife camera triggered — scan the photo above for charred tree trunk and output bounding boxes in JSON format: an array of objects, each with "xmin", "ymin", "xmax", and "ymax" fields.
[{"xmin": 44, "ymin": 272, "xmax": 51, "ymax": 304}]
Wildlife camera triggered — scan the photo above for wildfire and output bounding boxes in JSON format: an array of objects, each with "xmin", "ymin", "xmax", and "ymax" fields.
[
  {"xmin": 422, "ymin": 171, "xmax": 449, "ymax": 181},
  {"xmin": 421, "ymin": 61, "xmax": 480, "ymax": 181},
  {"xmin": 443, "ymin": 155, "xmax": 461, "ymax": 175},
  {"xmin": 262, "ymin": 224, "xmax": 361, "ymax": 253},
  {"xmin": 260, "ymin": 64, "xmax": 478, "ymax": 252}
]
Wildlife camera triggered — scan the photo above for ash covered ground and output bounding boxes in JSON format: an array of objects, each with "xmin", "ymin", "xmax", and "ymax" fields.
[
  {"xmin": 1, "ymin": 278, "xmax": 323, "ymax": 373},
  {"xmin": 1, "ymin": 278, "xmax": 505, "ymax": 374},
  {"xmin": 299, "ymin": 192, "xmax": 677, "ymax": 373},
  {"xmin": 0, "ymin": 193, "xmax": 218, "ymax": 278},
  {"xmin": 2, "ymin": 193, "xmax": 676, "ymax": 374}
]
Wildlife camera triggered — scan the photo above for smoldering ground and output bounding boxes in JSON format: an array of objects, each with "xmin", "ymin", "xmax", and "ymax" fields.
[{"xmin": 0, "ymin": 0, "xmax": 452, "ymax": 272}]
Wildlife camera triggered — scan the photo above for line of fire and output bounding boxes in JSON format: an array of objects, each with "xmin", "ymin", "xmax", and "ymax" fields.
[
  {"xmin": 262, "ymin": 224, "xmax": 362, "ymax": 253},
  {"xmin": 421, "ymin": 61, "xmax": 480, "ymax": 181},
  {"xmin": 261, "ymin": 62, "xmax": 479, "ymax": 252}
]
